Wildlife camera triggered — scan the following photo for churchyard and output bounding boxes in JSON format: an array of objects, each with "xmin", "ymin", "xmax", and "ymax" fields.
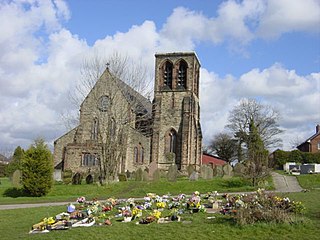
[{"xmin": 0, "ymin": 171, "xmax": 319, "ymax": 240}]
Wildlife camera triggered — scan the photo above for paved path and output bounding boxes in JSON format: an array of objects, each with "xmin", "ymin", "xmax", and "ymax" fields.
[
  {"xmin": 0, "ymin": 172, "xmax": 303, "ymax": 210},
  {"xmin": 271, "ymin": 171, "xmax": 303, "ymax": 192},
  {"xmin": 0, "ymin": 201, "xmax": 73, "ymax": 210}
]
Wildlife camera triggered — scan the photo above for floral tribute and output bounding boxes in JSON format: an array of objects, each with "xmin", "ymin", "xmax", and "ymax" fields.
[
  {"xmin": 220, "ymin": 188, "xmax": 305, "ymax": 225},
  {"xmin": 29, "ymin": 189, "xmax": 305, "ymax": 233}
]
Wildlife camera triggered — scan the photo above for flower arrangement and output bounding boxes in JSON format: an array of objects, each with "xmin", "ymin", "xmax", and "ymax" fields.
[
  {"xmin": 77, "ymin": 196, "xmax": 86, "ymax": 203},
  {"xmin": 132, "ymin": 206, "xmax": 143, "ymax": 218},
  {"xmin": 188, "ymin": 191, "xmax": 201, "ymax": 209},
  {"xmin": 220, "ymin": 189, "xmax": 306, "ymax": 225},
  {"xmin": 156, "ymin": 202, "xmax": 166, "ymax": 209}
]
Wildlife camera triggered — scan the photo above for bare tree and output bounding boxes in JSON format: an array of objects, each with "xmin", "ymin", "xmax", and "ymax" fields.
[
  {"xmin": 208, "ymin": 132, "xmax": 237, "ymax": 163},
  {"xmin": 64, "ymin": 52, "xmax": 153, "ymax": 181},
  {"xmin": 226, "ymin": 98, "xmax": 283, "ymax": 152}
]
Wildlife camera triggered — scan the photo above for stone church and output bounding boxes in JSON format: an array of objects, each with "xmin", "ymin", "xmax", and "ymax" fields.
[{"xmin": 53, "ymin": 52, "xmax": 202, "ymax": 180}]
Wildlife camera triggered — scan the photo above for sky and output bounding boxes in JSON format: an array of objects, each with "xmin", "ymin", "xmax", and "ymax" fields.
[{"xmin": 0, "ymin": 0, "xmax": 319, "ymax": 154}]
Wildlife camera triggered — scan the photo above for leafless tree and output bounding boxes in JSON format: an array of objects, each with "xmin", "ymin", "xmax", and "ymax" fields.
[
  {"xmin": 208, "ymin": 132, "xmax": 237, "ymax": 163},
  {"xmin": 226, "ymin": 98, "xmax": 283, "ymax": 151}
]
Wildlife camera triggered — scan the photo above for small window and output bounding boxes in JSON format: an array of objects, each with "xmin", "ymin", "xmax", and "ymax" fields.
[
  {"xmin": 82, "ymin": 153, "xmax": 97, "ymax": 166},
  {"xmin": 134, "ymin": 147, "xmax": 139, "ymax": 163},
  {"xmin": 163, "ymin": 61, "xmax": 173, "ymax": 88},
  {"xmin": 91, "ymin": 118, "xmax": 98, "ymax": 140},
  {"xmin": 165, "ymin": 129, "xmax": 177, "ymax": 154},
  {"xmin": 110, "ymin": 118, "xmax": 116, "ymax": 137},
  {"xmin": 318, "ymin": 142, "xmax": 320, "ymax": 150},
  {"xmin": 140, "ymin": 146, "xmax": 144, "ymax": 164}
]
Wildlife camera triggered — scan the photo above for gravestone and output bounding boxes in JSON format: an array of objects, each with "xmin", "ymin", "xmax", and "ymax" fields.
[
  {"xmin": 142, "ymin": 169, "xmax": 149, "ymax": 181},
  {"xmin": 223, "ymin": 164, "xmax": 234, "ymax": 178},
  {"xmin": 200, "ymin": 165, "xmax": 207, "ymax": 179},
  {"xmin": 152, "ymin": 169, "xmax": 161, "ymax": 182},
  {"xmin": 189, "ymin": 171, "xmax": 199, "ymax": 181},
  {"xmin": 216, "ymin": 165, "xmax": 223, "ymax": 177},
  {"xmin": 131, "ymin": 171, "xmax": 136, "ymax": 180},
  {"xmin": 148, "ymin": 160, "xmax": 158, "ymax": 180},
  {"xmin": 200, "ymin": 165, "xmax": 213, "ymax": 180},
  {"xmin": 205, "ymin": 166, "xmax": 214, "ymax": 179},
  {"xmin": 167, "ymin": 164, "xmax": 178, "ymax": 182},
  {"xmin": 234, "ymin": 163, "xmax": 245, "ymax": 176},
  {"xmin": 12, "ymin": 170, "xmax": 21, "ymax": 188},
  {"xmin": 187, "ymin": 165, "xmax": 195, "ymax": 177},
  {"xmin": 211, "ymin": 164, "xmax": 217, "ymax": 177},
  {"xmin": 135, "ymin": 168, "xmax": 143, "ymax": 181}
]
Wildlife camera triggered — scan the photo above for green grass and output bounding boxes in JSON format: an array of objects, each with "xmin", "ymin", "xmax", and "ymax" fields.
[
  {"xmin": 0, "ymin": 177, "xmax": 260, "ymax": 205},
  {"xmin": 0, "ymin": 191, "xmax": 319, "ymax": 240},
  {"xmin": 297, "ymin": 174, "xmax": 320, "ymax": 190},
  {"xmin": 0, "ymin": 175, "xmax": 319, "ymax": 240}
]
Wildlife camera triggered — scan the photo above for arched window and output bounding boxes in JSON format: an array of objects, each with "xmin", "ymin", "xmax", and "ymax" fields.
[
  {"xmin": 140, "ymin": 146, "xmax": 144, "ymax": 164},
  {"xmin": 163, "ymin": 61, "xmax": 173, "ymax": 88},
  {"xmin": 91, "ymin": 118, "xmax": 98, "ymax": 140},
  {"xmin": 177, "ymin": 61, "xmax": 187, "ymax": 88},
  {"xmin": 110, "ymin": 118, "xmax": 116, "ymax": 139},
  {"xmin": 134, "ymin": 147, "xmax": 139, "ymax": 163},
  {"xmin": 166, "ymin": 129, "xmax": 177, "ymax": 154}
]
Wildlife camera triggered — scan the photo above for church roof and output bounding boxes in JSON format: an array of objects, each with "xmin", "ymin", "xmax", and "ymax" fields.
[{"xmin": 113, "ymin": 77, "xmax": 152, "ymax": 117}]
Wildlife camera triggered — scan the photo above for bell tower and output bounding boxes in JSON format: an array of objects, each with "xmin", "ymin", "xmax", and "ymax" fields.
[{"xmin": 151, "ymin": 52, "xmax": 202, "ymax": 172}]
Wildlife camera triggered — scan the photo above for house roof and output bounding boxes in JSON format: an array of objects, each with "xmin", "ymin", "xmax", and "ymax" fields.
[
  {"xmin": 297, "ymin": 125, "xmax": 320, "ymax": 148},
  {"xmin": 202, "ymin": 153, "xmax": 227, "ymax": 166}
]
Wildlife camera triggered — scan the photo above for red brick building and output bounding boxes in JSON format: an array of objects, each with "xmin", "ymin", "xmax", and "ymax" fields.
[
  {"xmin": 202, "ymin": 153, "xmax": 227, "ymax": 166},
  {"xmin": 297, "ymin": 125, "xmax": 320, "ymax": 153}
]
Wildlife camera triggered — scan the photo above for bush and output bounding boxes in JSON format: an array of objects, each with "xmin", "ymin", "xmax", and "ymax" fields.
[
  {"xmin": 223, "ymin": 177, "xmax": 247, "ymax": 188},
  {"xmin": 272, "ymin": 150, "xmax": 320, "ymax": 166},
  {"xmin": 221, "ymin": 189, "xmax": 305, "ymax": 225},
  {"xmin": 62, "ymin": 170, "xmax": 72, "ymax": 184},
  {"xmin": 118, "ymin": 173, "xmax": 127, "ymax": 182},
  {"xmin": 21, "ymin": 139, "xmax": 53, "ymax": 197}
]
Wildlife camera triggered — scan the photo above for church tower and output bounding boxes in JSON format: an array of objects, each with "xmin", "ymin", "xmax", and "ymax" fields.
[{"xmin": 151, "ymin": 52, "xmax": 202, "ymax": 172}]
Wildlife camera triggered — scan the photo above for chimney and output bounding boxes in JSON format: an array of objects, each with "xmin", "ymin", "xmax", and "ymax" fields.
[{"xmin": 316, "ymin": 124, "xmax": 320, "ymax": 133}]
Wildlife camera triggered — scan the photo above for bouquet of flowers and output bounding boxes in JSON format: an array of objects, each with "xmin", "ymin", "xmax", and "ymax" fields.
[{"xmin": 77, "ymin": 196, "xmax": 86, "ymax": 203}]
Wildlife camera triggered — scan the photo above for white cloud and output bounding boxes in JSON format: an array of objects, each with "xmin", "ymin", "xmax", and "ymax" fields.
[
  {"xmin": 200, "ymin": 64, "xmax": 320, "ymax": 150},
  {"xmin": 0, "ymin": 0, "xmax": 319, "ymax": 153},
  {"xmin": 257, "ymin": 0, "xmax": 320, "ymax": 38}
]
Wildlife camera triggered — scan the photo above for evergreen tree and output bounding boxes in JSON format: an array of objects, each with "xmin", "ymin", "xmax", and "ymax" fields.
[
  {"xmin": 21, "ymin": 139, "xmax": 53, "ymax": 196},
  {"xmin": 6, "ymin": 146, "xmax": 24, "ymax": 176},
  {"xmin": 244, "ymin": 119, "xmax": 269, "ymax": 186}
]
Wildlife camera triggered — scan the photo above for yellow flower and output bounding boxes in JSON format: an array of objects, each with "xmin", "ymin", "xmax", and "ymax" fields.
[
  {"xmin": 156, "ymin": 202, "xmax": 166, "ymax": 208},
  {"xmin": 152, "ymin": 210, "xmax": 161, "ymax": 219}
]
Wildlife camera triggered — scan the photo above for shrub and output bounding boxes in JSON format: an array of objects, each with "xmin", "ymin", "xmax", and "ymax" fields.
[
  {"xmin": 21, "ymin": 139, "xmax": 53, "ymax": 197},
  {"xmin": 223, "ymin": 177, "xmax": 247, "ymax": 188},
  {"xmin": 118, "ymin": 173, "xmax": 127, "ymax": 182},
  {"xmin": 221, "ymin": 189, "xmax": 305, "ymax": 225},
  {"xmin": 62, "ymin": 170, "xmax": 72, "ymax": 184}
]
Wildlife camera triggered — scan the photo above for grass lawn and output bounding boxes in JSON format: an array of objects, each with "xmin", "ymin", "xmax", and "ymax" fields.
[
  {"xmin": 0, "ymin": 190, "xmax": 319, "ymax": 240},
  {"xmin": 0, "ymin": 174, "xmax": 319, "ymax": 239},
  {"xmin": 0, "ymin": 176, "xmax": 262, "ymax": 205},
  {"xmin": 297, "ymin": 174, "xmax": 320, "ymax": 190}
]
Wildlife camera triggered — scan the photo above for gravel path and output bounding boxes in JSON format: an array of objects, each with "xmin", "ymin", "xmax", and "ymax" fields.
[
  {"xmin": 271, "ymin": 171, "xmax": 303, "ymax": 192},
  {"xmin": 0, "ymin": 172, "xmax": 303, "ymax": 210}
]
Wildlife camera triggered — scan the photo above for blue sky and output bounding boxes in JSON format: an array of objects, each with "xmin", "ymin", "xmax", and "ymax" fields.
[{"xmin": 0, "ymin": 0, "xmax": 319, "ymax": 153}]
